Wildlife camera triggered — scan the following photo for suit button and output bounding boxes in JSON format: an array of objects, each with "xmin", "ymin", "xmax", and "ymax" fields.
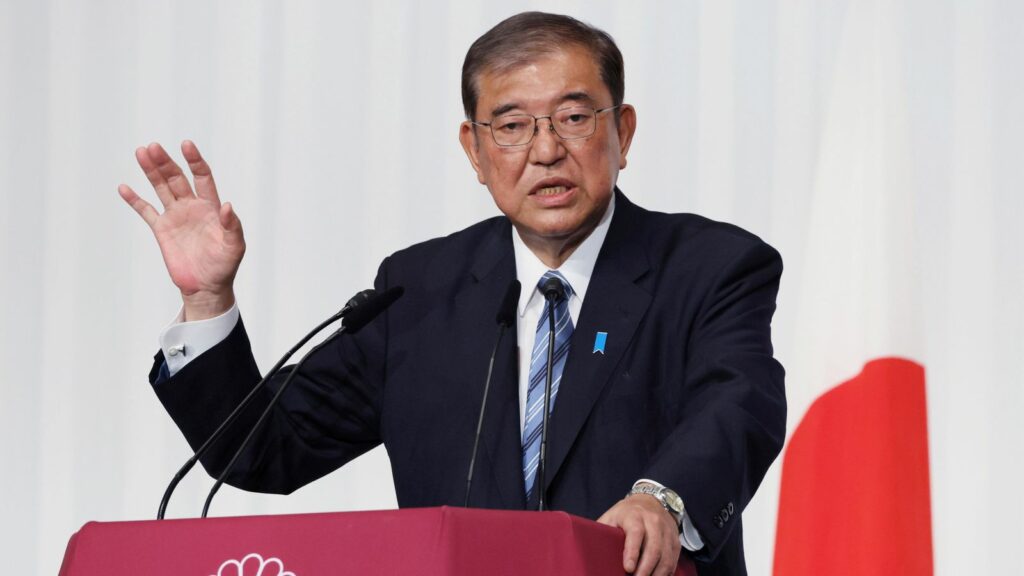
[
  {"xmin": 715, "ymin": 517, "xmax": 725, "ymax": 528},
  {"xmin": 727, "ymin": 502, "xmax": 734, "ymax": 515}
]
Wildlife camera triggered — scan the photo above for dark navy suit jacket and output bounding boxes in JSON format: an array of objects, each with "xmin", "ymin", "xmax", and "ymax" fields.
[{"xmin": 151, "ymin": 190, "xmax": 786, "ymax": 575}]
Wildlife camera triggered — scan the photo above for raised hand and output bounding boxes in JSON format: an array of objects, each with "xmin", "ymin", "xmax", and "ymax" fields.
[{"xmin": 118, "ymin": 141, "xmax": 245, "ymax": 321}]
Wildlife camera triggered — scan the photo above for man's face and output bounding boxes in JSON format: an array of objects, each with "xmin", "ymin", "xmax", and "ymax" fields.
[{"xmin": 459, "ymin": 45, "xmax": 636, "ymax": 250}]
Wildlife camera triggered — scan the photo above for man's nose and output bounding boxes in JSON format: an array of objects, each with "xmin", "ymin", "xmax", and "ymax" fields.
[{"xmin": 529, "ymin": 118, "xmax": 567, "ymax": 165}]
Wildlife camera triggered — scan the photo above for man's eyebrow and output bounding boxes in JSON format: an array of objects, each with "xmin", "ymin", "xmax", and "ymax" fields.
[
  {"xmin": 491, "ymin": 103, "xmax": 521, "ymax": 118},
  {"xmin": 488, "ymin": 91, "xmax": 597, "ymax": 118},
  {"xmin": 559, "ymin": 91, "xmax": 595, "ymax": 105}
]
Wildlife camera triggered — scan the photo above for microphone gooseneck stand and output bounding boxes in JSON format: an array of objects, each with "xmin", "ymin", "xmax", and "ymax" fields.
[
  {"xmin": 200, "ymin": 286, "xmax": 403, "ymax": 518},
  {"xmin": 536, "ymin": 276, "xmax": 566, "ymax": 512},
  {"xmin": 156, "ymin": 289, "xmax": 375, "ymax": 520},
  {"xmin": 464, "ymin": 280, "xmax": 521, "ymax": 507}
]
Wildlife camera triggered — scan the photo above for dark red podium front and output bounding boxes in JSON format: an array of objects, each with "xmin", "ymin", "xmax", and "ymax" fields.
[{"xmin": 59, "ymin": 506, "xmax": 696, "ymax": 575}]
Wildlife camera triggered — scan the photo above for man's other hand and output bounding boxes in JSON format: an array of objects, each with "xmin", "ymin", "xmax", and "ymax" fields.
[
  {"xmin": 118, "ymin": 141, "xmax": 245, "ymax": 321},
  {"xmin": 597, "ymin": 494, "xmax": 682, "ymax": 576}
]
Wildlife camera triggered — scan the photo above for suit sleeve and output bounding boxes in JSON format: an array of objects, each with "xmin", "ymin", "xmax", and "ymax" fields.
[
  {"xmin": 148, "ymin": 261, "xmax": 392, "ymax": 495},
  {"xmin": 642, "ymin": 239, "xmax": 786, "ymax": 562}
]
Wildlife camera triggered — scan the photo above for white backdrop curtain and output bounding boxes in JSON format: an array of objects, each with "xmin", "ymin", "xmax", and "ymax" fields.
[{"xmin": 1, "ymin": 1, "xmax": 1021, "ymax": 574}]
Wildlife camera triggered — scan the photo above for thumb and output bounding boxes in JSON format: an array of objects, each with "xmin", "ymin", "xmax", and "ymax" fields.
[{"xmin": 220, "ymin": 202, "xmax": 244, "ymax": 242}]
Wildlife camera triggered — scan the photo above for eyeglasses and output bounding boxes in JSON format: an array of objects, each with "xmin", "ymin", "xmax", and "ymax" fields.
[{"xmin": 471, "ymin": 105, "xmax": 621, "ymax": 147}]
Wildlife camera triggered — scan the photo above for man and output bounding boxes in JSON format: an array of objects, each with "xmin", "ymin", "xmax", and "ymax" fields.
[{"xmin": 119, "ymin": 12, "xmax": 785, "ymax": 576}]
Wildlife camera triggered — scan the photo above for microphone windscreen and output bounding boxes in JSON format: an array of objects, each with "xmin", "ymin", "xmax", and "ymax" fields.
[
  {"xmin": 495, "ymin": 279, "xmax": 521, "ymax": 327},
  {"xmin": 344, "ymin": 289, "xmax": 376, "ymax": 311},
  {"xmin": 541, "ymin": 276, "xmax": 565, "ymax": 300},
  {"xmin": 342, "ymin": 286, "xmax": 404, "ymax": 333}
]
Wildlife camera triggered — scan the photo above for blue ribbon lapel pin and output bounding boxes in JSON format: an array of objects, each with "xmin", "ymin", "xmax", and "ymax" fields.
[{"xmin": 593, "ymin": 331, "xmax": 608, "ymax": 354}]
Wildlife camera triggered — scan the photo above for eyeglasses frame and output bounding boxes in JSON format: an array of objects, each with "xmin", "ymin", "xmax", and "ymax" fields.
[{"xmin": 470, "ymin": 104, "xmax": 622, "ymax": 147}]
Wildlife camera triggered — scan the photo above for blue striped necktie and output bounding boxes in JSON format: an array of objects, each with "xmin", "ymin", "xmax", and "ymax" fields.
[{"xmin": 522, "ymin": 270, "xmax": 574, "ymax": 502}]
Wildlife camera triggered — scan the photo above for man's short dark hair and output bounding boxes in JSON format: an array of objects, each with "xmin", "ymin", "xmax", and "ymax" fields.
[{"xmin": 461, "ymin": 12, "xmax": 625, "ymax": 120}]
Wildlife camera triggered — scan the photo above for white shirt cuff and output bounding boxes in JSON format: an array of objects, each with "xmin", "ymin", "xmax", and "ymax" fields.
[
  {"xmin": 158, "ymin": 303, "xmax": 240, "ymax": 377},
  {"xmin": 633, "ymin": 478, "xmax": 705, "ymax": 552}
]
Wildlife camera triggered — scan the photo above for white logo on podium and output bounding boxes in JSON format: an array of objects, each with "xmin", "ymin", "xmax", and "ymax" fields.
[{"xmin": 212, "ymin": 552, "xmax": 296, "ymax": 576}]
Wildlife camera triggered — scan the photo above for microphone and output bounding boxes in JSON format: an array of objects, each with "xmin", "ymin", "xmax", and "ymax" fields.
[
  {"xmin": 155, "ymin": 287, "xmax": 393, "ymax": 520},
  {"xmin": 200, "ymin": 286, "xmax": 404, "ymax": 518},
  {"xmin": 536, "ymin": 277, "xmax": 566, "ymax": 511},
  {"xmin": 540, "ymin": 277, "xmax": 565, "ymax": 301},
  {"xmin": 340, "ymin": 286, "xmax": 404, "ymax": 333},
  {"xmin": 464, "ymin": 279, "xmax": 521, "ymax": 507}
]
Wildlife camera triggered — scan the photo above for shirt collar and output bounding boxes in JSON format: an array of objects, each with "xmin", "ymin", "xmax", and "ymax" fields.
[{"xmin": 512, "ymin": 194, "xmax": 616, "ymax": 316}]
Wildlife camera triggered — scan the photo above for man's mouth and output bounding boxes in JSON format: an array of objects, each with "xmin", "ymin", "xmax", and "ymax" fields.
[
  {"xmin": 535, "ymin": 185, "xmax": 568, "ymax": 196},
  {"xmin": 530, "ymin": 178, "xmax": 576, "ymax": 197}
]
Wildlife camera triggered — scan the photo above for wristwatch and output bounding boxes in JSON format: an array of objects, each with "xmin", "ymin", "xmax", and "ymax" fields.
[{"xmin": 629, "ymin": 483, "xmax": 685, "ymax": 525}]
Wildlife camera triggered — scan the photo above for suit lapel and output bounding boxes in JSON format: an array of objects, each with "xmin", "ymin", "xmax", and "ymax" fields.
[{"xmin": 543, "ymin": 192, "xmax": 652, "ymax": 495}]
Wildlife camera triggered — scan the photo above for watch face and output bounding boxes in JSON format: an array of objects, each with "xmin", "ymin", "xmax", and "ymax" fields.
[{"xmin": 663, "ymin": 489, "xmax": 685, "ymax": 513}]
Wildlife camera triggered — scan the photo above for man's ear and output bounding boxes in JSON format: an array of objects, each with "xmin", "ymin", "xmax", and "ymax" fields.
[
  {"xmin": 615, "ymin": 105, "xmax": 637, "ymax": 170},
  {"xmin": 459, "ymin": 121, "xmax": 487, "ymax": 185}
]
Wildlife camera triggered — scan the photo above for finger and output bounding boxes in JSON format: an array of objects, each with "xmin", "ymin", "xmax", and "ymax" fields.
[
  {"xmin": 652, "ymin": 530, "xmax": 678, "ymax": 576},
  {"xmin": 135, "ymin": 146, "xmax": 176, "ymax": 208},
  {"xmin": 655, "ymin": 534, "xmax": 682, "ymax": 576},
  {"xmin": 622, "ymin": 516, "xmax": 645, "ymax": 574},
  {"xmin": 219, "ymin": 202, "xmax": 244, "ymax": 243},
  {"xmin": 146, "ymin": 142, "xmax": 195, "ymax": 200},
  {"xmin": 118, "ymin": 184, "xmax": 159, "ymax": 228},
  {"xmin": 181, "ymin": 140, "xmax": 221, "ymax": 204},
  {"xmin": 633, "ymin": 519, "xmax": 662, "ymax": 576}
]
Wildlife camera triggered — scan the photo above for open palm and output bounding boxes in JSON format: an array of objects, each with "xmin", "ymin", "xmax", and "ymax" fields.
[{"xmin": 119, "ymin": 141, "xmax": 245, "ymax": 318}]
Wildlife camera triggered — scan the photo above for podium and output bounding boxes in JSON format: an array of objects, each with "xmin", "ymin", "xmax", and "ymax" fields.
[{"xmin": 59, "ymin": 506, "xmax": 696, "ymax": 575}]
